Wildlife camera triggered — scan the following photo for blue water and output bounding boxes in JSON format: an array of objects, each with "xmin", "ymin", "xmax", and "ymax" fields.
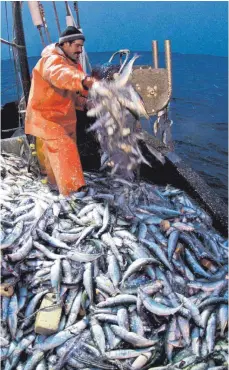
[{"xmin": 1, "ymin": 52, "xmax": 228, "ymax": 202}]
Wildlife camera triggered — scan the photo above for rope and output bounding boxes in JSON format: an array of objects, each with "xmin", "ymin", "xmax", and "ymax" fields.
[
  {"xmin": 0, "ymin": 37, "xmax": 25, "ymax": 49},
  {"xmin": 5, "ymin": 2, "xmax": 11, "ymax": 60}
]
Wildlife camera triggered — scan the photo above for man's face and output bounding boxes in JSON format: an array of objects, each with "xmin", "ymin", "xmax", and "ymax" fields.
[{"xmin": 62, "ymin": 40, "xmax": 84, "ymax": 62}]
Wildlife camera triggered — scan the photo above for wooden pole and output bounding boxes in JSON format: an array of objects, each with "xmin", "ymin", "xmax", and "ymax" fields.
[
  {"xmin": 52, "ymin": 1, "xmax": 61, "ymax": 35},
  {"xmin": 12, "ymin": 1, "xmax": 31, "ymax": 105},
  {"xmin": 165, "ymin": 40, "xmax": 172, "ymax": 95}
]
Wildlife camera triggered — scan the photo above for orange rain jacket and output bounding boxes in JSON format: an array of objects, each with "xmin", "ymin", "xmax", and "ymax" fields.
[{"xmin": 25, "ymin": 44, "xmax": 89, "ymax": 195}]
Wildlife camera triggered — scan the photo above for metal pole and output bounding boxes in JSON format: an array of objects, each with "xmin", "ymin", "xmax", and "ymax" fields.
[
  {"xmin": 52, "ymin": 1, "xmax": 61, "ymax": 35},
  {"xmin": 12, "ymin": 1, "xmax": 31, "ymax": 105},
  {"xmin": 152, "ymin": 40, "xmax": 159, "ymax": 68},
  {"xmin": 74, "ymin": 1, "xmax": 81, "ymax": 28},
  {"xmin": 164, "ymin": 40, "xmax": 172, "ymax": 95}
]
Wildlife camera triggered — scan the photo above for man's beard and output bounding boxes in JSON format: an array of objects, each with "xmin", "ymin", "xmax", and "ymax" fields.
[
  {"xmin": 62, "ymin": 48, "xmax": 80, "ymax": 63},
  {"xmin": 69, "ymin": 53, "xmax": 80, "ymax": 63}
]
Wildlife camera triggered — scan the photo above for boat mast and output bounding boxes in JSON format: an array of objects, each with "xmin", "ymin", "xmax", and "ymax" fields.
[{"xmin": 12, "ymin": 1, "xmax": 31, "ymax": 105}]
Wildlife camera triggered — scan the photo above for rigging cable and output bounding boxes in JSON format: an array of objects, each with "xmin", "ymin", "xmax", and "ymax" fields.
[
  {"xmin": 52, "ymin": 1, "xmax": 61, "ymax": 36},
  {"xmin": 11, "ymin": 2, "xmax": 22, "ymax": 103},
  {"xmin": 11, "ymin": 1, "xmax": 27, "ymax": 129},
  {"xmin": 5, "ymin": 1, "xmax": 11, "ymax": 59},
  {"xmin": 37, "ymin": 26, "xmax": 46, "ymax": 48},
  {"xmin": 39, "ymin": 2, "xmax": 52, "ymax": 44},
  {"xmin": 1, "ymin": 2, "xmax": 23, "ymax": 135},
  {"xmin": 73, "ymin": 2, "xmax": 81, "ymax": 29},
  {"xmin": 3, "ymin": 2, "xmax": 20, "ymax": 106},
  {"xmin": 0, "ymin": 38, "xmax": 25, "ymax": 49}
]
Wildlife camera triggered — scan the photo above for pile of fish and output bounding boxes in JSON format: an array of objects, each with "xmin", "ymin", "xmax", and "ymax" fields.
[
  {"xmin": 87, "ymin": 54, "xmax": 151, "ymax": 179},
  {"xmin": 0, "ymin": 150, "xmax": 228, "ymax": 370}
]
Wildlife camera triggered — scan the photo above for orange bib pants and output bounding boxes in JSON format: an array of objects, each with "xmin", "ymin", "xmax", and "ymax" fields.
[{"xmin": 36, "ymin": 133, "xmax": 85, "ymax": 196}]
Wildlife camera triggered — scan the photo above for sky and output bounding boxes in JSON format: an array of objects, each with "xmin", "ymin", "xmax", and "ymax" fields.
[{"xmin": 1, "ymin": 1, "xmax": 228, "ymax": 59}]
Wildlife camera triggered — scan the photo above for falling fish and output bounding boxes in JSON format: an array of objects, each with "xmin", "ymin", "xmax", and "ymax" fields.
[
  {"xmin": 87, "ymin": 54, "xmax": 149, "ymax": 180},
  {"xmin": 114, "ymin": 54, "xmax": 140, "ymax": 88}
]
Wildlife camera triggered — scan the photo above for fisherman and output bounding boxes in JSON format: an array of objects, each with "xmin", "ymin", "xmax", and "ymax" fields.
[{"xmin": 25, "ymin": 26, "xmax": 96, "ymax": 196}]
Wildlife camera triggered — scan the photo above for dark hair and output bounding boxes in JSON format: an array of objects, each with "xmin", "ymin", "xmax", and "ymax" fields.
[{"xmin": 59, "ymin": 40, "xmax": 75, "ymax": 47}]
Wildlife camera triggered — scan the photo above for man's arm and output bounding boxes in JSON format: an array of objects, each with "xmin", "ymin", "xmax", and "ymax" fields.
[{"xmin": 42, "ymin": 55, "xmax": 93, "ymax": 92}]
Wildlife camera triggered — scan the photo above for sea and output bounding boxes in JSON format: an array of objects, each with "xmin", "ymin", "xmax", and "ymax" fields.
[{"xmin": 1, "ymin": 51, "xmax": 228, "ymax": 202}]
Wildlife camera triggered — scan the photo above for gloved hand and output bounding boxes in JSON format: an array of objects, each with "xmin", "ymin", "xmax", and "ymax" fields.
[{"xmin": 82, "ymin": 76, "xmax": 96, "ymax": 90}]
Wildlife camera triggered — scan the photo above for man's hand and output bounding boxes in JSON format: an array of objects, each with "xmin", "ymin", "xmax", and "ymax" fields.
[{"xmin": 82, "ymin": 76, "xmax": 96, "ymax": 90}]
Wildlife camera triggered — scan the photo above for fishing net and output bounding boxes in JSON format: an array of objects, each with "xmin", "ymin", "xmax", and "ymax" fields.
[{"xmin": 91, "ymin": 63, "xmax": 120, "ymax": 81}]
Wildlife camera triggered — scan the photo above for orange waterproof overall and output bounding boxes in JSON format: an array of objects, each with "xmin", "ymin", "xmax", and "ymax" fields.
[{"xmin": 25, "ymin": 44, "xmax": 88, "ymax": 196}]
